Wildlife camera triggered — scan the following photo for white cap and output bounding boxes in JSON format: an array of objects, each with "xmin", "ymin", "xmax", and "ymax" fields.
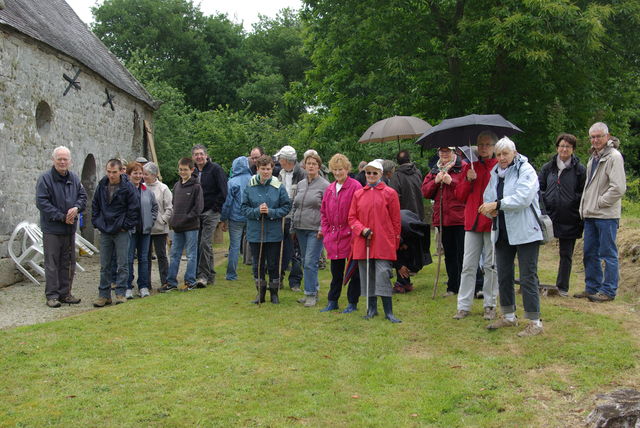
[
  {"xmin": 365, "ymin": 160, "xmax": 383, "ymax": 171},
  {"xmin": 276, "ymin": 145, "xmax": 297, "ymax": 161}
]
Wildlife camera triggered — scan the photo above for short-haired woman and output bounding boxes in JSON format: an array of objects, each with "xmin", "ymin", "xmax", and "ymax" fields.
[
  {"xmin": 479, "ymin": 137, "xmax": 544, "ymax": 337},
  {"xmin": 538, "ymin": 133, "xmax": 586, "ymax": 297},
  {"xmin": 241, "ymin": 155, "xmax": 291, "ymax": 304}
]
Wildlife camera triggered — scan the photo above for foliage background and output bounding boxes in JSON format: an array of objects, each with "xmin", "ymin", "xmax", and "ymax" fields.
[{"xmin": 91, "ymin": 0, "xmax": 640, "ymax": 185}]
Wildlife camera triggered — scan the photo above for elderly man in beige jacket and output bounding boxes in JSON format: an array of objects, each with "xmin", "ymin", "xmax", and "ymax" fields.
[{"xmin": 576, "ymin": 122, "xmax": 626, "ymax": 302}]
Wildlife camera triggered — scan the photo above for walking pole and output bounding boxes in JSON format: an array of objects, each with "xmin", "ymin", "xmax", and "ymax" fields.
[
  {"xmin": 257, "ymin": 213, "xmax": 265, "ymax": 307},
  {"xmin": 432, "ymin": 182, "xmax": 444, "ymax": 299},
  {"xmin": 364, "ymin": 230, "xmax": 371, "ymax": 316},
  {"xmin": 278, "ymin": 217, "xmax": 285, "ymax": 287}
]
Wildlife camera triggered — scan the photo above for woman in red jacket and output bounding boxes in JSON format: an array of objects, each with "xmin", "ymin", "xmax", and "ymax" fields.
[
  {"xmin": 421, "ymin": 147, "xmax": 466, "ymax": 296},
  {"xmin": 452, "ymin": 131, "xmax": 499, "ymax": 320},
  {"xmin": 349, "ymin": 160, "xmax": 402, "ymax": 323}
]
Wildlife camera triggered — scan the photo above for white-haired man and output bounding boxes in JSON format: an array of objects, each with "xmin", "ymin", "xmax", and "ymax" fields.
[
  {"xmin": 35, "ymin": 146, "xmax": 87, "ymax": 308},
  {"xmin": 576, "ymin": 122, "xmax": 626, "ymax": 302}
]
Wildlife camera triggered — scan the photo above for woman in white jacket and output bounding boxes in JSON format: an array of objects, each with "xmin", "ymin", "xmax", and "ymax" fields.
[{"xmin": 479, "ymin": 137, "xmax": 543, "ymax": 337}]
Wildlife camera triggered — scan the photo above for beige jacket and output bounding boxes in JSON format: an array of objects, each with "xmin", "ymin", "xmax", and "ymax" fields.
[
  {"xmin": 146, "ymin": 180, "xmax": 173, "ymax": 234},
  {"xmin": 579, "ymin": 138, "xmax": 626, "ymax": 219}
]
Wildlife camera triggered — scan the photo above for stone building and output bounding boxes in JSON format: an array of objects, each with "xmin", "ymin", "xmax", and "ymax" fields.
[{"xmin": 0, "ymin": 0, "xmax": 159, "ymax": 286}]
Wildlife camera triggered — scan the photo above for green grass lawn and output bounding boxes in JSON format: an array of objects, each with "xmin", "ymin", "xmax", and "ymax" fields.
[{"xmin": 1, "ymin": 249, "xmax": 638, "ymax": 427}]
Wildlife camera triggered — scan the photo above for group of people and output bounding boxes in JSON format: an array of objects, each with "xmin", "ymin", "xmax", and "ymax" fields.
[{"xmin": 35, "ymin": 121, "xmax": 626, "ymax": 335}]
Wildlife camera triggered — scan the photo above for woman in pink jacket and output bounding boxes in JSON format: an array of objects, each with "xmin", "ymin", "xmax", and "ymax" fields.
[
  {"xmin": 320, "ymin": 154, "xmax": 362, "ymax": 313},
  {"xmin": 348, "ymin": 160, "xmax": 402, "ymax": 323}
]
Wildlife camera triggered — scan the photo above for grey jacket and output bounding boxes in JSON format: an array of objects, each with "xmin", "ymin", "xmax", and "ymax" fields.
[
  {"xmin": 580, "ymin": 138, "xmax": 626, "ymax": 219},
  {"xmin": 138, "ymin": 184, "xmax": 159, "ymax": 235},
  {"xmin": 291, "ymin": 175, "xmax": 329, "ymax": 232},
  {"xmin": 146, "ymin": 180, "xmax": 173, "ymax": 235}
]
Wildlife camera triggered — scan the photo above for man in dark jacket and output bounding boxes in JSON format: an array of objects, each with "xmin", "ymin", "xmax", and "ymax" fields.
[
  {"xmin": 92, "ymin": 158, "xmax": 140, "ymax": 307},
  {"xmin": 389, "ymin": 150, "xmax": 428, "ymax": 292},
  {"xmin": 35, "ymin": 146, "xmax": 87, "ymax": 308},
  {"xmin": 191, "ymin": 144, "xmax": 227, "ymax": 287}
]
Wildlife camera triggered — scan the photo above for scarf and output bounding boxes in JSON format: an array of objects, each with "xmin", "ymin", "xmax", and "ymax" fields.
[
  {"xmin": 436, "ymin": 155, "xmax": 456, "ymax": 173},
  {"xmin": 556, "ymin": 156, "xmax": 571, "ymax": 177}
]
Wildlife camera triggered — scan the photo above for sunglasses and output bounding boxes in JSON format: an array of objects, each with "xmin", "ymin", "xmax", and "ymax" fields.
[{"xmin": 365, "ymin": 171, "xmax": 379, "ymax": 175}]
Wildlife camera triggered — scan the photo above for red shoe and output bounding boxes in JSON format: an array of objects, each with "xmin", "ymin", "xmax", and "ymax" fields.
[
  {"xmin": 402, "ymin": 283, "xmax": 414, "ymax": 292},
  {"xmin": 392, "ymin": 284, "xmax": 406, "ymax": 294}
]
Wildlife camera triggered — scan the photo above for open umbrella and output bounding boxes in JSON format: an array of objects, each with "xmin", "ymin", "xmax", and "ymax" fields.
[
  {"xmin": 359, "ymin": 115, "xmax": 431, "ymax": 150},
  {"xmin": 415, "ymin": 114, "xmax": 522, "ymax": 149}
]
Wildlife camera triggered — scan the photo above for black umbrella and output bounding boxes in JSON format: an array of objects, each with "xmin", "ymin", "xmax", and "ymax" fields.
[{"xmin": 415, "ymin": 114, "xmax": 522, "ymax": 149}]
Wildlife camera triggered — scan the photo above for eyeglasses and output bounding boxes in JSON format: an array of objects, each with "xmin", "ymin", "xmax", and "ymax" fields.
[
  {"xmin": 365, "ymin": 171, "xmax": 379, "ymax": 175},
  {"xmin": 589, "ymin": 134, "xmax": 606, "ymax": 140},
  {"xmin": 558, "ymin": 145, "xmax": 573, "ymax": 149}
]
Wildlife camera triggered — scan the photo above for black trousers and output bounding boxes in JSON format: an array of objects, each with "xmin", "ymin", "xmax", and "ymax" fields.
[
  {"xmin": 556, "ymin": 238, "xmax": 576, "ymax": 292},
  {"xmin": 250, "ymin": 242, "xmax": 281, "ymax": 283},
  {"xmin": 441, "ymin": 225, "xmax": 465, "ymax": 293},
  {"xmin": 148, "ymin": 233, "xmax": 169, "ymax": 287},
  {"xmin": 43, "ymin": 233, "xmax": 76, "ymax": 300},
  {"xmin": 328, "ymin": 259, "xmax": 360, "ymax": 304}
]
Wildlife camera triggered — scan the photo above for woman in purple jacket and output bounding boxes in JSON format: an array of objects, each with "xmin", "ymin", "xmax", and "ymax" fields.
[{"xmin": 319, "ymin": 154, "xmax": 362, "ymax": 313}]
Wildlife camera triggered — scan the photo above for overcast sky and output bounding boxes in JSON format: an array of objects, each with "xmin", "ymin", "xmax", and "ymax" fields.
[{"xmin": 66, "ymin": 0, "xmax": 302, "ymax": 31}]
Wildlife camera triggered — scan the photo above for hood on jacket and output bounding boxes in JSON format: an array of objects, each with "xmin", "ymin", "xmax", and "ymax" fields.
[
  {"xmin": 231, "ymin": 156, "xmax": 251, "ymax": 177},
  {"xmin": 492, "ymin": 153, "xmax": 528, "ymax": 175},
  {"xmin": 588, "ymin": 136, "xmax": 620, "ymax": 155},
  {"xmin": 397, "ymin": 162, "xmax": 419, "ymax": 175}
]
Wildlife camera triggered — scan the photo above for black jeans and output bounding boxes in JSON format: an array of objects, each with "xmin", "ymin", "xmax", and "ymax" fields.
[
  {"xmin": 250, "ymin": 242, "xmax": 281, "ymax": 283},
  {"xmin": 281, "ymin": 218, "xmax": 303, "ymax": 287},
  {"xmin": 556, "ymin": 238, "xmax": 576, "ymax": 292},
  {"xmin": 495, "ymin": 239, "xmax": 541, "ymax": 320},
  {"xmin": 148, "ymin": 233, "xmax": 169, "ymax": 286},
  {"xmin": 328, "ymin": 259, "xmax": 361, "ymax": 304},
  {"xmin": 441, "ymin": 225, "xmax": 465, "ymax": 293}
]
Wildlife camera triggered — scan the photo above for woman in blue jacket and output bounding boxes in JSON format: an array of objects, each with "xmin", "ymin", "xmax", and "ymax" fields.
[
  {"xmin": 241, "ymin": 155, "xmax": 291, "ymax": 304},
  {"xmin": 479, "ymin": 137, "xmax": 543, "ymax": 337}
]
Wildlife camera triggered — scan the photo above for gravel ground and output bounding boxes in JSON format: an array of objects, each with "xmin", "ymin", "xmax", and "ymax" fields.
[{"xmin": 0, "ymin": 249, "xmax": 228, "ymax": 330}]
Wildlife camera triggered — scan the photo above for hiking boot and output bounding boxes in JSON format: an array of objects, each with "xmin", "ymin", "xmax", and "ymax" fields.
[
  {"xmin": 60, "ymin": 295, "xmax": 81, "ymax": 304},
  {"xmin": 487, "ymin": 316, "xmax": 518, "ymax": 330},
  {"xmin": 195, "ymin": 278, "xmax": 208, "ymax": 289},
  {"xmin": 114, "ymin": 295, "xmax": 127, "ymax": 304},
  {"xmin": 304, "ymin": 295, "xmax": 318, "ymax": 307},
  {"xmin": 453, "ymin": 310, "xmax": 470, "ymax": 320},
  {"xmin": 392, "ymin": 284, "xmax": 406, "ymax": 294},
  {"xmin": 125, "ymin": 289, "xmax": 134, "ymax": 300},
  {"xmin": 46, "ymin": 299, "xmax": 61, "ymax": 308},
  {"xmin": 139, "ymin": 288, "xmax": 150, "ymax": 298},
  {"xmin": 178, "ymin": 283, "xmax": 190, "ymax": 292},
  {"xmin": 483, "ymin": 306, "xmax": 497, "ymax": 320},
  {"xmin": 402, "ymin": 283, "xmax": 414, "ymax": 292},
  {"xmin": 573, "ymin": 290, "xmax": 595, "ymax": 299},
  {"xmin": 517, "ymin": 322, "xmax": 544, "ymax": 337},
  {"xmin": 269, "ymin": 288, "xmax": 280, "ymax": 304},
  {"xmin": 93, "ymin": 297, "xmax": 112, "ymax": 307},
  {"xmin": 159, "ymin": 284, "xmax": 177, "ymax": 293},
  {"xmin": 588, "ymin": 292, "xmax": 615, "ymax": 303}
]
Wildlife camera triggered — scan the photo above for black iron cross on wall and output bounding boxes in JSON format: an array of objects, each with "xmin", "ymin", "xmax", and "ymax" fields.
[
  {"xmin": 63, "ymin": 69, "xmax": 81, "ymax": 96},
  {"xmin": 102, "ymin": 88, "xmax": 115, "ymax": 111}
]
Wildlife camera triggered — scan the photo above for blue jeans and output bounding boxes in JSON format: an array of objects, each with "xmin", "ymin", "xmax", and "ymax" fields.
[
  {"xmin": 128, "ymin": 231, "xmax": 151, "ymax": 290},
  {"xmin": 99, "ymin": 231, "xmax": 130, "ymax": 298},
  {"xmin": 226, "ymin": 221, "xmax": 246, "ymax": 280},
  {"xmin": 167, "ymin": 230, "xmax": 198, "ymax": 287},
  {"xmin": 583, "ymin": 218, "xmax": 619, "ymax": 297},
  {"xmin": 296, "ymin": 229, "xmax": 324, "ymax": 296}
]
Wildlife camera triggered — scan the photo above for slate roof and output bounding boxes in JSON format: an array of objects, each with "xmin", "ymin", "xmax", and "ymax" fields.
[{"xmin": 0, "ymin": 0, "xmax": 159, "ymax": 109}]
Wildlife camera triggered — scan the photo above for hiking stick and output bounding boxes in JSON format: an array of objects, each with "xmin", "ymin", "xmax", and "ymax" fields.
[{"xmin": 432, "ymin": 182, "xmax": 444, "ymax": 299}]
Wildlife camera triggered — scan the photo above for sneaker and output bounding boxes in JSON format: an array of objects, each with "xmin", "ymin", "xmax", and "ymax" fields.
[
  {"xmin": 114, "ymin": 295, "xmax": 127, "ymax": 304},
  {"xmin": 46, "ymin": 299, "xmax": 61, "ymax": 308},
  {"xmin": 442, "ymin": 291, "xmax": 456, "ymax": 298},
  {"xmin": 195, "ymin": 278, "xmax": 208, "ymax": 289},
  {"xmin": 159, "ymin": 284, "xmax": 177, "ymax": 293},
  {"xmin": 93, "ymin": 297, "xmax": 112, "ymax": 307},
  {"xmin": 483, "ymin": 306, "xmax": 497, "ymax": 320},
  {"xmin": 517, "ymin": 322, "xmax": 544, "ymax": 337},
  {"xmin": 178, "ymin": 283, "xmax": 190, "ymax": 292},
  {"xmin": 588, "ymin": 292, "xmax": 615, "ymax": 303},
  {"xmin": 558, "ymin": 290, "xmax": 569, "ymax": 298},
  {"xmin": 297, "ymin": 296, "xmax": 307, "ymax": 304},
  {"xmin": 475, "ymin": 290, "xmax": 484, "ymax": 299},
  {"xmin": 573, "ymin": 290, "xmax": 595, "ymax": 299},
  {"xmin": 487, "ymin": 316, "xmax": 518, "ymax": 330},
  {"xmin": 187, "ymin": 282, "xmax": 198, "ymax": 290},
  {"xmin": 452, "ymin": 310, "xmax": 470, "ymax": 320},
  {"xmin": 139, "ymin": 288, "xmax": 150, "ymax": 298},
  {"xmin": 60, "ymin": 295, "xmax": 81, "ymax": 304},
  {"xmin": 290, "ymin": 286, "xmax": 301, "ymax": 292},
  {"xmin": 125, "ymin": 289, "xmax": 134, "ymax": 300},
  {"xmin": 304, "ymin": 295, "xmax": 318, "ymax": 307}
]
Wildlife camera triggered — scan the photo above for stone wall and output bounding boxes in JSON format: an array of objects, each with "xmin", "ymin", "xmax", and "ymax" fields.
[{"xmin": 0, "ymin": 28, "xmax": 154, "ymax": 286}]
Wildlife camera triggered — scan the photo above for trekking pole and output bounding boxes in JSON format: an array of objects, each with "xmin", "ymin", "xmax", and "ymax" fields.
[
  {"xmin": 257, "ymin": 213, "xmax": 265, "ymax": 307},
  {"xmin": 364, "ymin": 229, "xmax": 372, "ymax": 315},
  {"xmin": 278, "ymin": 217, "xmax": 285, "ymax": 286},
  {"xmin": 432, "ymin": 182, "xmax": 444, "ymax": 299}
]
